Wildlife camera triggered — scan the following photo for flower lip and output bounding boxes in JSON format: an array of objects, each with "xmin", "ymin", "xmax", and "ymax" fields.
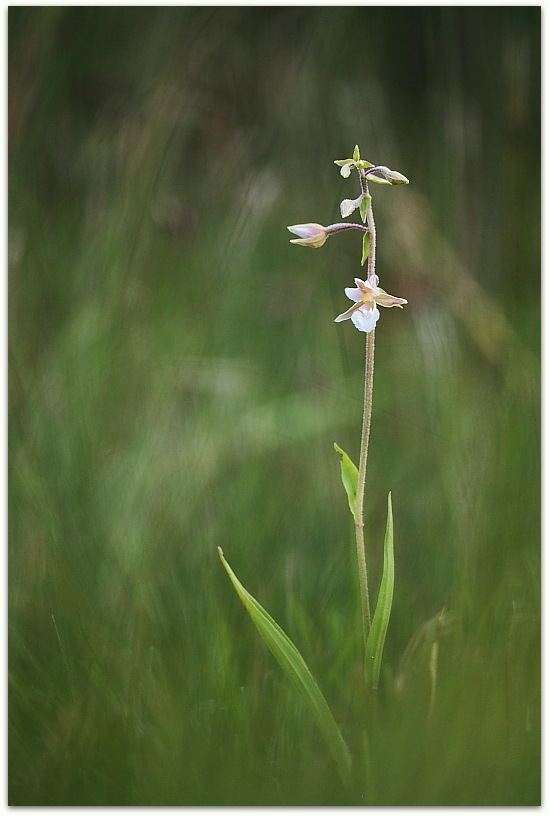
[{"xmin": 351, "ymin": 306, "xmax": 380, "ymax": 333}]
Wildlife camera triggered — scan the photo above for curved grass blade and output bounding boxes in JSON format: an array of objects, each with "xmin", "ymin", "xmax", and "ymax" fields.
[
  {"xmin": 365, "ymin": 492, "xmax": 394, "ymax": 689},
  {"xmin": 334, "ymin": 443, "xmax": 359, "ymax": 523},
  {"xmin": 218, "ymin": 547, "xmax": 352, "ymax": 788}
]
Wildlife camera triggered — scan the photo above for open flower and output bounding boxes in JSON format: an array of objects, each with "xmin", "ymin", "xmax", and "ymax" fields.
[
  {"xmin": 334, "ymin": 274, "xmax": 407, "ymax": 333},
  {"xmin": 287, "ymin": 223, "xmax": 328, "ymax": 248}
]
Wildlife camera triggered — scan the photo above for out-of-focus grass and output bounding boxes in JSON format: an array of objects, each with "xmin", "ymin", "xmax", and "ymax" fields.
[{"xmin": 9, "ymin": 7, "xmax": 540, "ymax": 805}]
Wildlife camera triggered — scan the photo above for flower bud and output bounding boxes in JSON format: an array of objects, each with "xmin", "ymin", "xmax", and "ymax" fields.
[
  {"xmin": 287, "ymin": 223, "xmax": 328, "ymax": 248},
  {"xmin": 340, "ymin": 192, "xmax": 367, "ymax": 219},
  {"xmin": 380, "ymin": 167, "xmax": 409, "ymax": 184},
  {"xmin": 340, "ymin": 198, "xmax": 357, "ymax": 218},
  {"xmin": 367, "ymin": 166, "xmax": 409, "ymax": 185}
]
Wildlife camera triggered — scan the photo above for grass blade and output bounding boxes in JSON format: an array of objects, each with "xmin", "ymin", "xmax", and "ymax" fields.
[
  {"xmin": 333, "ymin": 443, "xmax": 359, "ymax": 522},
  {"xmin": 218, "ymin": 547, "xmax": 352, "ymax": 788},
  {"xmin": 365, "ymin": 492, "xmax": 395, "ymax": 689}
]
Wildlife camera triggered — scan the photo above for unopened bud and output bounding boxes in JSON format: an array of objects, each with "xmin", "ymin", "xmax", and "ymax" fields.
[
  {"xmin": 340, "ymin": 198, "xmax": 357, "ymax": 218},
  {"xmin": 287, "ymin": 223, "xmax": 328, "ymax": 248},
  {"xmin": 340, "ymin": 163, "xmax": 353, "ymax": 178},
  {"xmin": 366, "ymin": 166, "xmax": 409, "ymax": 185}
]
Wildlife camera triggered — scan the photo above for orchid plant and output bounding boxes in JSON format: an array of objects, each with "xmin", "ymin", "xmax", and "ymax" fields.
[{"xmin": 219, "ymin": 146, "xmax": 409, "ymax": 791}]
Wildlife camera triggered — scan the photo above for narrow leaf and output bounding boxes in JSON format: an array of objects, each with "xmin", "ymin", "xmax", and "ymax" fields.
[
  {"xmin": 361, "ymin": 232, "xmax": 371, "ymax": 266},
  {"xmin": 365, "ymin": 492, "xmax": 395, "ymax": 689},
  {"xmin": 218, "ymin": 547, "xmax": 352, "ymax": 788},
  {"xmin": 359, "ymin": 194, "xmax": 371, "ymax": 224},
  {"xmin": 353, "ymin": 144, "xmax": 360, "ymax": 162},
  {"xmin": 333, "ymin": 443, "xmax": 359, "ymax": 522}
]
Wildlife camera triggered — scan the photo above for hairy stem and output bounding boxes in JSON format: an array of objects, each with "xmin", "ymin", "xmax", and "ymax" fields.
[
  {"xmin": 326, "ymin": 222, "xmax": 370, "ymax": 235},
  {"xmin": 354, "ymin": 175, "xmax": 377, "ymax": 659}
]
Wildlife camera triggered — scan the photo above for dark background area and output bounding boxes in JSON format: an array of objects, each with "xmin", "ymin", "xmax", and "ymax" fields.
[{"xmin": 9, "ymin": 7, "xmax": 540, "ymax": 805}]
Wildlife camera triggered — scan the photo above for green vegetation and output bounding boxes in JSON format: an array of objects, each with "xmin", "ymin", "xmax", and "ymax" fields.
[{"xmin": 9, "ymin": 7, "xmax": 540, "ymax": 805}]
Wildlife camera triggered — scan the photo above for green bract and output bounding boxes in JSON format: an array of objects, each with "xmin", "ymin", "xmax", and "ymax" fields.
[
  {"xmin": 359, "ymin": 194, "xmax": 372, "ymax": 224},
  {"xmin": 334, "ymin": 443, "xmax": 359, "ymax": 522},
  {"xmin": 361, "ymin": 232, "xmax": 371, "ymax": 266}
]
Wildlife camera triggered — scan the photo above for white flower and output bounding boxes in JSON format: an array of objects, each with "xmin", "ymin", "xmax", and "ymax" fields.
[
  {"xmin": 334, "ymin": 275, "xmax": 407, "ymax": 333},
  {"xmin": 287, "ymin": 223, "xmax": 327, "ymax": 248}
]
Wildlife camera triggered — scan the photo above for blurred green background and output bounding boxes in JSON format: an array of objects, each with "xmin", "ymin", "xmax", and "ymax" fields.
[{"xmin": 8, "ymin": 7, "xmax": 540, "ymax": 805}]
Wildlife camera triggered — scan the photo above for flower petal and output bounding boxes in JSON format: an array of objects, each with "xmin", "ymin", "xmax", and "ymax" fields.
[
  {"xmin": 290, "ymin": 235, "xmax": 327, "ymax": 248},
  {"xmin": 334, "ymin": 301, "xmax": 362, "ymax": 323},
  {"xmin": 375, "ymin": 290, "xmax": 408, "ymax": 308},
  {"xmin": 358, "ymin": 277, "xmax": 377, "ymax": 296},
  {"xmin": 351, "ymin": 306, "xmax": 380, "ymax": 333},
  {"xmin": 344, "ymin": 287, "xmax": 363, "ymax": 302},
  {"xmin": 287, "ymin": 223, "xmax": 325, "ymax": 238}
]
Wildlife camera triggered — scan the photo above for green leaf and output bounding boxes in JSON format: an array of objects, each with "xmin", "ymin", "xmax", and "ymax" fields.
[
  {"xmin": 353, "ymin": 144, "xmax": 360, "ymax": 162},
  {"xmin": 334, "ymin": 158, "xmax": 354, "ymax": 166},
  {"xmin": 361, "ymin": 232, "xmax": 371, "ymax": 267},
  {"xmin": 359, "ymin": 194, "xmax": 371, "ymax": 224},
  {"xmin": 218, "ymin": 547, "xmax": 352, "ymax": 788},
  {"xmin": 365, "ymin": 492, "xmax": 395, "ymax": 689},
  {"xmin": 356, "ymin": 160, "xmax": 374, "ymax": 170},
  {"xmin": 333, "ymin": 443, "xmax": 359, "ymax": 522}
]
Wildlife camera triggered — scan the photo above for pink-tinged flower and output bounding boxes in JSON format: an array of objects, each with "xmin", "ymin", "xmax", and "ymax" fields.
[
  {"xmin": 334, "ymin": 275, "xmax": 407, "ymax": 333},
  {"xmin": 287, "ymin": 223, "xmax": 327, "ymax": 248}
]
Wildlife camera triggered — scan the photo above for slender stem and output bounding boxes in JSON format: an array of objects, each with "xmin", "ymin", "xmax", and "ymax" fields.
[
  {"xmin": 326, "ymin": 223, "xmax": 370, "ymax": 235},
  {"xmin": 354, "ymin": 175, "xmax": 377, "ymax": 659},
  {"xmin": 364, "ymin": 185, "xmax": 376, "ymax": 277}
]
